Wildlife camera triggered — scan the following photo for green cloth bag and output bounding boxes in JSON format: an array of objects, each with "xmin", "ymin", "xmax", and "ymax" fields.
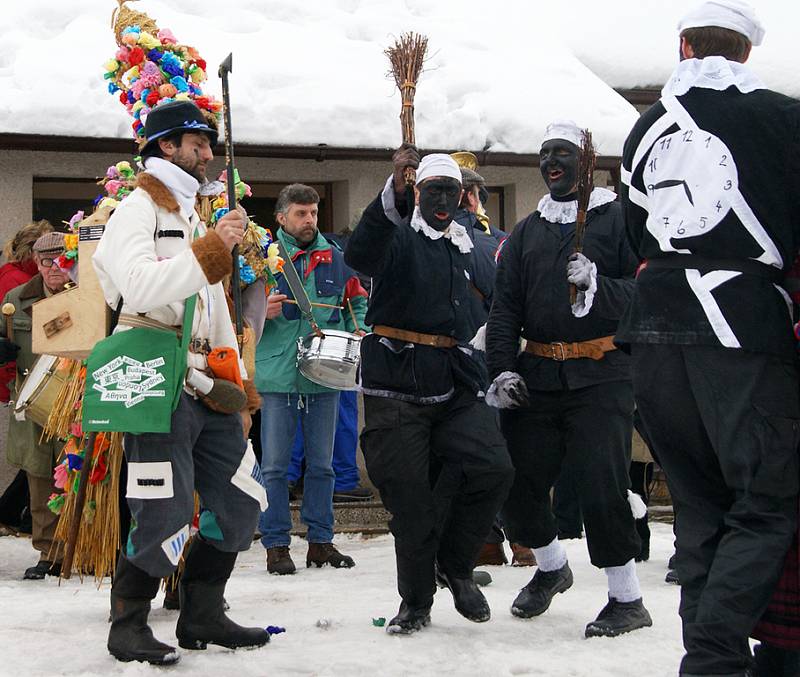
[{"xmin": 82, "ymin": 295, "xmax": 197, "ymax": 434}]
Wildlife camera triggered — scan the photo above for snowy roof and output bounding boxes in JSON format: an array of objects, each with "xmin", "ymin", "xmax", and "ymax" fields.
[
  {"xmin": 0, "ymin": 1, "xmax": 795, "ymax": 157},
  {"xmin": 564, "ymin": 0, "xmax": 799, "ymax": 98}
]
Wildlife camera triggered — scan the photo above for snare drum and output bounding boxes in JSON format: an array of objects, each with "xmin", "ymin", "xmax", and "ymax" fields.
[
  {"xmin": 296, "ymin": 330, "xmax": 361, "ymax": 390},
  {"xmin": 13, "ymin": 355, "xmax": 68, "ymax": 427}
]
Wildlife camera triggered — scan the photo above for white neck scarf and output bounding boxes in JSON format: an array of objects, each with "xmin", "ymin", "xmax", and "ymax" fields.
[
  {"xmin": 662, "ymin": 57, "xmax": 764, "ymax": 97},
  {"xmin": 537, "ymin": 187, "xmax": 617, "ymax": 225},
  {"xmin": 143, "ymin": 156, "xmax": 200, "ymax": 216},
  {"xmin": 409, "ymin": 206, "xmax": 474, "ymax": 254}
]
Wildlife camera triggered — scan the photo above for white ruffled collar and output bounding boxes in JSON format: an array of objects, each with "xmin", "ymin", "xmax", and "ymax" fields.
[
  {"xmin": 143, "ymin": 156, "xmax": 200, "ymax": 216},
  {"xmin": 536, "ymin": 187, "xmax": 617, "ymax": 224},
  {"xmin": 409, "ymin": 206, "xmax": 474, "ymax": 254},
  {"xmin": 662, "ymin": 57, "xmax": 765, "ymax": 97}
]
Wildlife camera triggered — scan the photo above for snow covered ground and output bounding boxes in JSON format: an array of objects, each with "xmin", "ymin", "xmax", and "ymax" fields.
[{"xmin": 0, "ymin": 523, "xmax": 684, "ymax": 677}]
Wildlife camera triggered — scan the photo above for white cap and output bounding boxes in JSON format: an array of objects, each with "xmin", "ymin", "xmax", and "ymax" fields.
[
  {"xmin": 541, "ymin": 120, "xmax": 583, "ymax": 148},
  {"xmin": 678, "ymin": 0, "xmax": 764, "ymax": 46},
  {"xmin": 416, "ymin": 153, "xmax": 462, "ymax": 185}
]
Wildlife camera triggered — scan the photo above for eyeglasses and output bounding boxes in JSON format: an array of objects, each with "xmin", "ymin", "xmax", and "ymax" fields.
[{"xmin": 37, "ymin": 255, "xmax": 61, "ymax": 268}]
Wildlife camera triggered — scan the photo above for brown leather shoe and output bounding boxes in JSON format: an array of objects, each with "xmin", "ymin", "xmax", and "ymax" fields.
[
  {"xmin": 266, "ymin": 546, "xmax": 296, "ymax": 575},
  {"xmin": 511, "ymin": 543, "xmax": 536, "ymax": 567},
  {"xmin": 475, "ymin": 542, "xmax": 508, "ymax": 566},
  {"xmin": 306, "ymin": 543, "xmax": 355, "ymax": 569}
]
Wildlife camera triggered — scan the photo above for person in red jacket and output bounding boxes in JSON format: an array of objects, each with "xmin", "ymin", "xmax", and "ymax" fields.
[{"xmin": 0, "ymin": 220, "xmax": 54, "ymax": 403}]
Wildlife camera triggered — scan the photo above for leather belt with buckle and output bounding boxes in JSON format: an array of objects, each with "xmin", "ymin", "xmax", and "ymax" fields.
[{"xmin": 525, "ymin": 335, "xmax": 617, "ymax": 361}]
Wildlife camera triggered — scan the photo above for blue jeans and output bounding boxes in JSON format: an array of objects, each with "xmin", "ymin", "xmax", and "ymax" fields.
[
  {"xmin": 288, "ymin": 390, "xmax": 360, "ymax": 491},
  {"xmin": 259, "ymin": 392, "xmax": 339, "ymax": 548}
]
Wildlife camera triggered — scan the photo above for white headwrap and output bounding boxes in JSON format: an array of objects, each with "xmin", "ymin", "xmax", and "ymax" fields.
[
  {"xmin": 416, "ymin": 153, "xmax": 462, "ymax": 185},
  {"xmin": 541, "ymin": 120, "xmax": 583, "ymax": 148},
  {"xmin": 678, "ymin": 0, "xmax": 765, "ymax": 46}
]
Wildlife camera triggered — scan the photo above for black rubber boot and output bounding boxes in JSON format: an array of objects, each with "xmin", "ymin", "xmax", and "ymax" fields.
[
  {"xmin": 511, "ymin": 562, "xmax": 574, "ymax": 618},
  {"xmin": 584, "ymin": 596, "xmax": 653, "ymax": 638},
  {"xmin": 386, "ymin": 601, "xmax": 432, "ymax": 635},
  {"xmin": 107, "ymin": 555, "xmax": 179, "ymax": 665},
  {"xmin": 436, "ymin": 568, "xmax": 491, "ymax": 622},
  {"xmin": 176, "ymin": 538, "xmax": 269, "ymax": 651}
]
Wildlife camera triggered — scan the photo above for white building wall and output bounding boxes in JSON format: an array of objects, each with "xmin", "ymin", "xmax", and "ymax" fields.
[{"xmin": 0, "ymin": 148, "xmax": 610, "ymax": 247}]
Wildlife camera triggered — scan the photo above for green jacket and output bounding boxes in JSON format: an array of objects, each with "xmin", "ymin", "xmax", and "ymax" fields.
[
  {"xmin": 254, "ymin": 228, "xmax": 368, "ymax": 394},
  {"xmin": 2, "ymin": 275, "xmax": 61, "ymax": 478}
]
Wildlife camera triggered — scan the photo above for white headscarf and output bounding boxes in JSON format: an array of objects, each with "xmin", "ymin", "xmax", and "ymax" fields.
[
  {"xmin": 678, "ymin": 0, "xmax": 765, "ymax": 46},
  {"xmin": 416, "ymin": 154, "xmax": 462, "ymax": 185},
  {"xmin": 541, "ymin": 120, "xmax": 584, "ymax": 148}
]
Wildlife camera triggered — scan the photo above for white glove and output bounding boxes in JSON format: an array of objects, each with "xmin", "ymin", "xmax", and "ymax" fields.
[
  {"xmin": 566, "ymin": 252, "xmax": 596, "ymax": 291},
  {"xmin": 485, "ymin": 371, "xmax": 529, "ymax": 409},
  {"xmin": 567, "ymin": 252, "xmax": 598, "ymax": 318}
]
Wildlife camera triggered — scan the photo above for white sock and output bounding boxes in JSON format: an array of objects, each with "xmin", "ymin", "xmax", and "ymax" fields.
[
  {"xmin": 605, "ymin": 559, "xmax": 641, "ymax": 603},
  {"xmin": 532, "ymin": 537, "xmax": 567, "ymax": 572}
]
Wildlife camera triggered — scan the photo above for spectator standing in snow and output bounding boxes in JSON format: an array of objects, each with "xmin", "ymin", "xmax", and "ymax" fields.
[{"xmin": 619, "ymin": 2, "xmax": 800, "ymax": 674}]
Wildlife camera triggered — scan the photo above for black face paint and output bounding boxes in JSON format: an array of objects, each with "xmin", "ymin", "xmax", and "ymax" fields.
[
  {"xmin": 418, "ymin": 178, "xmax": 462, "ymax": 231},
  {"xmin": 539, "ymin": 139, "xmax": 579, "ymax": 199}
]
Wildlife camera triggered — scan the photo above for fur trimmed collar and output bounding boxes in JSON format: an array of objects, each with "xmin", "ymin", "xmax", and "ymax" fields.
[{"xmin": 135, "ymin": 172, "xmax": 180, "ymax": 213}]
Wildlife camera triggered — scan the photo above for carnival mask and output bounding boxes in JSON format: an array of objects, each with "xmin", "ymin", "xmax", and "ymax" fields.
[
  {"xmin": 418, "ymin": 178, "xmax": 462, "ymax": 231},
  {"xmin": 540, "ymin": 139, "xmax": 579, "ymax": 199}
]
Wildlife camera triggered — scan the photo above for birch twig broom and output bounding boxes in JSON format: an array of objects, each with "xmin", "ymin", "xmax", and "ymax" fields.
[
  {"xmin": 385, "ymin": 32, "xmax": 428, "ymax": 186},
  {"xmin": 570, "ymin": 129, "xmax": 597, "ymax": 304}
]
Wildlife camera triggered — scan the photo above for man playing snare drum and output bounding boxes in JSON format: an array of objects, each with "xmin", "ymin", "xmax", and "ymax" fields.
[
  {"xmin": 0, "ymin": 232, "xmax": 68, "ymax": 579},
  {"xmin": 250, "ymin": 183, "xmax": 367, "ymax": 575}
]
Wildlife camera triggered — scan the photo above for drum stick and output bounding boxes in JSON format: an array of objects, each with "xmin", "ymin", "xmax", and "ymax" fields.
[
  {"xmin": 283, "ymin": 299, "xmax": 343, "ymax": 310},
  {"xmin": 346, "ymin": 299, "xmax": 361, "ymax": 333},
  {"xmin": 2, "ymin": 303, "xmax": 15, "ymax": 343}
]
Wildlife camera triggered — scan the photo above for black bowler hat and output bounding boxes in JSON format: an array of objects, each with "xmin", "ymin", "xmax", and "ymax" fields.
[{"xmin": 141, "ymin": 100, "xmax": 218, "ymax": 153}]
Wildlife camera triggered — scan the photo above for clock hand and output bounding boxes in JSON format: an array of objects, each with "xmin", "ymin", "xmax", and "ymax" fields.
[{"xmin": 649, "ymin": 179, "xmax": 695, "ymax": 207}]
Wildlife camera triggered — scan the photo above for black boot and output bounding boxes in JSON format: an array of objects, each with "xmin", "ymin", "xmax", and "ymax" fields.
[
  {"xmin": 436, "ymin": 568, "xmax": 490, "ymax": 622},
  {"xmin": 584, "ymin": 596, "xmax": 653, "ymax": 637},
  {"xmin": 176, "ymin": 538, "xmax": 269, "ymax": 651},
  {"xmin": 386, "ymin": 601, "xmax": 432, "ymax": 635},
  {"xmin": 754, "ymin": 642, "xmax": 800, "ymax": 677},
  {"xmin": 511, "ymin": 562, "xmax": 574, "ymax": 618},
  {"xmin": 107, "ymin": 555, "xmax": 179, "ymax": 665}
]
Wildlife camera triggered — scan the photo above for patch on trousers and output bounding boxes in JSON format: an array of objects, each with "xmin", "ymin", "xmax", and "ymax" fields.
[
  {"xmin": 231, "ymin": 440, "xmax": 268, "ymax": 511},
  {"xmin": 161, "ymin": 524, "xmax": 191, "ymax": 566},
  {"xmin": 126, "ymin": 461, "xmax": 174, "ymax": 500}
]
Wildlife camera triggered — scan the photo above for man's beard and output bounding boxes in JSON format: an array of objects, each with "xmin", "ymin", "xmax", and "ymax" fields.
[{"xmin": 173, "ymin": 151, "xmax": 205, "ymax": 182}]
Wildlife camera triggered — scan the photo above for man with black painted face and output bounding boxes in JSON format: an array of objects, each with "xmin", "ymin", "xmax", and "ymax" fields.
[
  {"xmin": 485, "ymin": 120, "xmax": 651, "ymax": 638},
  {"xmin": 345, "ymin": 148, "xmax": 514, "ymax": 635}
]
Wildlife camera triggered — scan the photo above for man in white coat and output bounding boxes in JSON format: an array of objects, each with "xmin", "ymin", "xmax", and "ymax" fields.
[{"xmin": 94, "ymin": 100, "xmax": 269, "ymax": 666}]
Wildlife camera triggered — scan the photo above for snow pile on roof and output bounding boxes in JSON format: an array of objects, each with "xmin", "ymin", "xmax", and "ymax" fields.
[
  {"xmin": 561, "ymin": 0, "xmax": 799, "ymax": 97},
  {"xmin": 0, "ymin": 1, "xmax": 795, "ymax": 156}
]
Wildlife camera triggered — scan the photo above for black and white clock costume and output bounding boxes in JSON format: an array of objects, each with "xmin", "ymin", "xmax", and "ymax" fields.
[{"xmin": 620, "ymin": 53, "xmax": 800, "ymax": 676}]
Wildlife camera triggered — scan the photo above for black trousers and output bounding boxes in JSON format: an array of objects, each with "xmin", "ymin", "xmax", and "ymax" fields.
[
  {"xmin": 499, "ymin": 380, "xmax": 640, "ymax": 568},
  {"xmin": 361, "ymin": 388, "xmax": 514, "ymax": 608},
  {"xmin": 632, "ymin": 344, "xmax": 800, "ymax": 676}
]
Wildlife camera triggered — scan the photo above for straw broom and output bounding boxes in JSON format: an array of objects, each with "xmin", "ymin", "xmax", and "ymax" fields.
[
  {"xmin": 569, "ymin": 129, "xmax": 597, "ymax": 305},
  {"xmin": 385, "ymin": 32, "xmax": 428, "ymax": 186}
]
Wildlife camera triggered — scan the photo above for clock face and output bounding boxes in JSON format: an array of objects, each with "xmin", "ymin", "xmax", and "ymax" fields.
[{"xmin": 643, "ymin": 128, "xmax": 739, "ymax": 252}]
